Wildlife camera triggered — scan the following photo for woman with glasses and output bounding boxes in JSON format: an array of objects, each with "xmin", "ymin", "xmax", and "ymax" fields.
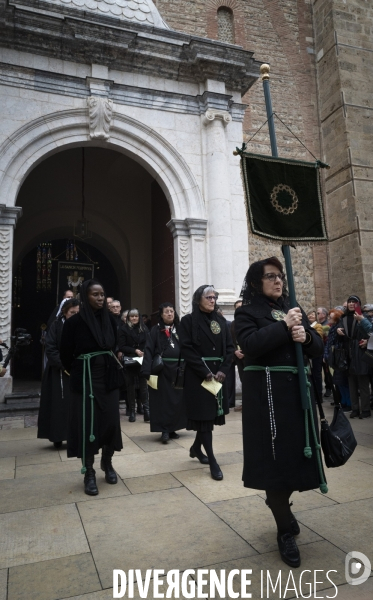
[
  {"xmin": 179, "ymin": 285, "xmax": 234, "ymax": 481},
  {"xmin": 234, "ymin": 258, "xmax": 324, "ymax": 569}
]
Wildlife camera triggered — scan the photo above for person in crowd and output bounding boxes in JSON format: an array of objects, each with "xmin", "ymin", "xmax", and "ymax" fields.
[
  {"xmin": 363, "ymin": 304, "xmax": 373, "ymax": 324},
  {"xmin": 106, "ymin": 297, "xmax": 114, "ymax": 309},
  {"xmin": 316, "ymin": 306, "xmax": 332, "ymax": 397},
  {"xmin": 231, "ymin": 299, "xmax": 245, "ymax": 412},
  {"xmin": 179, "ymin": 285, "xmax": 234, "ymax": 481},
  {"xmin": 235, "ymin": 257, "xmax": 325, "ymax": 568},
  {"xmin": 46, "ymin": 289, "xmax": 74, "ymax": 330},
  {"xmin": 121, "ymin": 310, "xmax": 129, "ymax": 325},
  {"xmin": 118, "ymin": 308, "xmax": 150, "ymax": 423},
  {"xmin": 38, "ymin": 298, "xmax": 80, "ymax": 447},
  {"xmin": 141, "ymin": 302, "xmax": 187, "ymax": 443},
  {"xmin": 142, "ymin": 314, "xmax": 152, "ymax": 330},
  {"xmin": 324, "ymin": 308, "xmax": 351, "ymax": 411},
  {"xmin": 307, "ymin": 310, "xmax": 325, "ymax": 400},
  {"xmin": 60, "ymin": 280, "xmax": 123, "ymax": 496},
  {"xmin": 337, "ymin": 295, "xmax": 372, "ymax": 418},
  {"xmin": 110, "ymin": 300, "xmax": 122, "ymax": 325}
]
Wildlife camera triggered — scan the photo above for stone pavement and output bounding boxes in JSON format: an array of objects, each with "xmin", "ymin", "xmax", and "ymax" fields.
[{"xmin": 0, "ymin": 406, "xmax": 372, "ymax": 600}]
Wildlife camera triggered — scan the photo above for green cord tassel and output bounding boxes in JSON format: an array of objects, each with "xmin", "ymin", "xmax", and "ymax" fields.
[
  {"xmin": 81, "ymin": 466, "xmax": 87, "ymax": 474},
  {"xmin": 304, "ymin": 446, "xmax": 312, "ymax": 458},
  {"xmin": 89, "ymin": 435, "xmax": 95, "ymax": 442},
  {"xmin": 320, "ymin": 483, "xmax": 328, "ymax": 494}
]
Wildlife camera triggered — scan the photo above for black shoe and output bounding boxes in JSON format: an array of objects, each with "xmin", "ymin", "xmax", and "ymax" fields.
[
  {"xmin": 350, "ymin": 410, "xmax": 360, "ymax": 419},
  {"xmin": 84, "ymin": 458, "xmax": 98, "ymax": 496},
  {"xmin": 143, "ymin": 408, "xmax": 150, "ymax": 422},
  {"xmin": 210, "ymin": 462, "xmax": 223, "ymax": 481},
  {"xmin": 129, "ymin": 411, "xmax": 136, "ymax": 422},
  {"xmin": 100, "ymin": 447, "xmax": 117, "ymax": 484},
  {"xmin": 161, "ymin": 432, "xmax": 169, "ymax": 444},
  {"xmin": 277, "ymin": 533, "xmax": 301, "ymax": 568},
  {"xmin": 360, "ymin": 410, "xmax": 371, "ymax": 419},
  {"xmin": 289, "ymin": 502, "xmax": 300, "ymax": 536},
  {"xmin": 324, "ymin": 390, "xmax": 332, "ymax": 398},
  {"xmin": 169, "ymin": 432, "xmax": 180, "ymax": 439},
  {"xmin": 189, "ymin": 445, "xmax": 209, "ymax": 464},
  {"xmin": 53, "ymin": 441, "xmax": 62, "ymax": 449},
  {"xmin": 137, "ymin": 406, "xmax": 144, "ymax": 415}
]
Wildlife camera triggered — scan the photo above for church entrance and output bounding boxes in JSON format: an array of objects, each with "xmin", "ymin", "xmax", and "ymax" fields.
[{"xmin": 12, "ymin": 145, "xmax": 174, "ymax": 383}]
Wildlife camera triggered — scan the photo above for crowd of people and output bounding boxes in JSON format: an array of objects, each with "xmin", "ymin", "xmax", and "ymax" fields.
[{"xmin": 35, "ymin": 265, "xmax": 372, "ymax": 570}]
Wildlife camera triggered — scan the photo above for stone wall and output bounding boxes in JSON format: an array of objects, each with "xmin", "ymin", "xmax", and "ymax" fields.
[
  {"xmin": 313, "ymin": 0, "xmax": 373, "ymax": 306},
  {"xmin": 156, "ymin": 0, "xmax": 333, "ymax": 309}
]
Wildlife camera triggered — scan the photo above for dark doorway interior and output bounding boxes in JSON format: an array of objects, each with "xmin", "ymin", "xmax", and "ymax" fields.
[{"xmin": 12, "ymin": 239, "xmax": 120, "ymax": 381}]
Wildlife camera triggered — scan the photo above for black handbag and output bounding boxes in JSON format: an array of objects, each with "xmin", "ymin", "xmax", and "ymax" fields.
[
  {"xmin": 314, "ymin": 383, "xmax": 357, "ymax": 468},
  {"xmin": 121, "ymin": 356, "xmax": 138, "ymax": 368},
  {"xmin": 173, "ymin": 353, "xmax": 185, "ymax": 390},
  {"xmin": 151, "ymin": 353, "xmax": 164, "ymax": 375},
  {"xmin": 329, "ymin": 346, "xmax": 349, "ymax": 372}
]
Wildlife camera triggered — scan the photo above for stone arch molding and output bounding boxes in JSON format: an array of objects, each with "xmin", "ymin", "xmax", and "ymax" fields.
[{"xmin": 0, "ymin": 107, "xmax": 205, "ymax": 221}]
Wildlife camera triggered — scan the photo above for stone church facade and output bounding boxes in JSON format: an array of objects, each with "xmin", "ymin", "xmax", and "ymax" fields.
[{"xmin": 0, "ymin": 0, "xmax": 371, "ymax": 397}]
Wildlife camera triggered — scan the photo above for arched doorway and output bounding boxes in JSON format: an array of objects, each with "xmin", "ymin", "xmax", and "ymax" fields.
[{"xmin": 12, "ymin": 146, "xmax": 174, "ymax": 383}]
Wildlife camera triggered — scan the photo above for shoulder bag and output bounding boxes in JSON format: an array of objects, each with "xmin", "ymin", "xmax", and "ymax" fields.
[{"xmin": 173, "ymin": 353, "xmax": 185, "ymax": 390}]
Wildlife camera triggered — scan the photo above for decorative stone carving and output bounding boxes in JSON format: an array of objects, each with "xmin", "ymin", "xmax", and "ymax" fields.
[
  {"xmin": 87, "ymin": 97, "xmax": 113, "ymax": 140},
  {"xmin": 0, "ymin": 227, "xmax": 11, "ymax": 342},
  {"xmin": 179, "ymin": 237, "xmax": 191, "ymax": 316},
  {"xmin": 204, "ymin": 110, "xmax": 232, "ymax": 125}
]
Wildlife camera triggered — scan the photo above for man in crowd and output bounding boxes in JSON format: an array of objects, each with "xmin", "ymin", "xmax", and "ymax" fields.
[
  {"xmin": 110, "ymin": 299, "xmax": 122, "ymax": 326},
  {"xmin": 106, "ymin": 296, "xmax": 114, "ymax": 309}
]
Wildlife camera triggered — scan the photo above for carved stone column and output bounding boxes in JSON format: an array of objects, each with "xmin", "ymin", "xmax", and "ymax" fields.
[
  {"xmin": 203, "ymin": 109, "xmax": 237, "ymax": 304},
  {"xmin": 167, "ymin": 218, "xmax": 208, "ymax": 316},
  {"xmin": 0, "ymin": 205, "xmax": 22, "ymax": 402}
]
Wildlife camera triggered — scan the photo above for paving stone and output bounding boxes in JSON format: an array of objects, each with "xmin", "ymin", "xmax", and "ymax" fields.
[
  {"xmin": 294, "ymin": 497, "xmax": 373, "ymax": 558},
  {"xmin": 61, "ymin": 591, "xmax": 113, "ymax": 600},
  {"xmin": 0, "ymin": 426, "xmax": 37, "ymax": 441},
  {"xmin": 0, "ymin": 438, "xmax": 53, "ymax": 458},
  {"xmin": 214, "ymin": 451, "xmax": 243, "ymax": 466},
  {"xmin": 129, "ymin": 434, "xmax": 181, "ymax": 452},
  {"xmin": 0, "ymin": 471, "xmax": 130, "ymax": 513},
  {"xmin": 197, "ymin": 540, "xmax": 347, "ymax": 599},
  {"xmin": 349, "ymin": 445, "xmax": 373, "ymax": 462},
  {"xmin": 330, "ymin": 579, "xmax": 373, "ymax": 599},
  {"xmin": 16, "ymin": 451, "xmax": 61, "ymax": 466},
  {"xmin": 354, "ymin": 431, "xmax": 373, "ymax": 449},
  {"xmin": 114, "ymin": 447, "xmax": 205, "ymax": 479},
  {"xmin": 0, "ymin": 503, "xmax": 89, "ymax": 569},
  {"xmin": 16, "ymin": 459, "xmax": 87, "ymax": 478},
  {"xmin": 0, "ymin": 569, "xmax": 7, "ymax": 600},
  {"xmin": 314, "ymin": 459, "xmax": 373, "ymax": 503},
  {"xmin": 78, "ymin": 487, "xmax": 256, "ymax": 588},
  {"xmin": 172, "ymin": 463, "xmax": 254, "ymax": 503},
  {"xmin": 0, "ymin": 456, "xmax": 15, "ymax": 480},
  {"xmin": 8, "ymin": 553, "xmax": 101, "ymax": 600},
  {"xmin": 0, "ymin": 418, "xmax": 24, "ymax": 429},
  {"xmin": 208, "ymin": 495, "xmax": 322, "ymax": 554},
  {"xmin": 123, "ymin": 472, "xmax": 182, "ymax": 494}
]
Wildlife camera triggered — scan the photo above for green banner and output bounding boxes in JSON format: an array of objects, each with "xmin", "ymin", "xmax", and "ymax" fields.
[{"xmin": 241, "ymin": 153, "xmax": 327, "ymax": 243}]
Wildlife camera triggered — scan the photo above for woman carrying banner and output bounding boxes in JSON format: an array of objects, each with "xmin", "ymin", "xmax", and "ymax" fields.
[
  {"xmin": 235, "ymin": 258, "xmax": 325, "ymax": 568},
  {"xmin": 179, "ymin": 285, "xmax": 234, "ymax": 481},
  {"xmin": 141, "ymin": 302, "xmax": 187, "ymax": 443},
  {"xmin": 60, "ymin": 280, "xmax": 123, "ymax": 496}
]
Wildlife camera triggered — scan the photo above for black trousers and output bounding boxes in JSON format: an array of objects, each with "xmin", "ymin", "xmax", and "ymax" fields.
[{"xmin": 126, "ymin": 372, "xmax": 149, "ymax": 412}]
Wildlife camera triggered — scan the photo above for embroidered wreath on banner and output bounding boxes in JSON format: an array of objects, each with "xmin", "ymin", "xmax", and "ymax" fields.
[{"xmin": 270, "ymin": 184, "xmax": 299, "ymax": 215}]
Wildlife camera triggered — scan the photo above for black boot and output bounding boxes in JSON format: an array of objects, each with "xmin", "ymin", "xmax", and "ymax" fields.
[
  {"xmin": 53, "ymin": 441, "xmax": 62, "ymax": 449},
  {"xmin": 289, "ymin": 502, "xmax": 300, "ymax": 536},
  {"xmin": 189, "ymin": 445, "xmax": 209, "ymax": 464},
  {"xmin": 277, "ymin": 533, "xmax": 301, "ymax": 568},
  {"xmin": 84, "ymin": 456, "xmax": 98, "ymax": 496},
  {"xmin": 100, "ymin": 446, "xmax": 117, "ymax": 484},
  {"xmin": 129, "ymin": 411, "xmax": 136, "ymax": 422},
  {"xmin": 143, "ymin": 407, "xmax": 150, "ymax": 422}
]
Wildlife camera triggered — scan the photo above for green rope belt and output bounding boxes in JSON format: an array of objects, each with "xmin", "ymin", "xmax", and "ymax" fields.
[
  {"xmin": 244, "ymin": 365, "xmax": 328, "ymax": 494},
  {"xmin": 77, "ymin": 351, "xmax": 113, "ymax": 474},
  {"xmin": 203, "ymin": 356, "xmax": 224, "ymax": 417},
  {"xmin": 163, "ymin": 358, "xmax": 184, "ymax": 362}
]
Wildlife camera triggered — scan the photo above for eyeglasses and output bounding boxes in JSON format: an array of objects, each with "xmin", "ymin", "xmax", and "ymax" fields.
[
  {"xmin": 262, "ymin": 273, "xmax": 286, "ymax": 282},
  {"xmin": 204, "ymin": 296, "xmax": 217, "ymax": 301}
]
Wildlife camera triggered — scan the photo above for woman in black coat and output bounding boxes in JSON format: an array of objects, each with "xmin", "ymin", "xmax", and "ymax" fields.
[
  {"xmin": 118, "ymin": 309, "xmax": 150, "ymax": 423},
  {"xmin": 38, "ymin": 298, "xmax": 79, "ymax": 447},
  {"xmin": 60, "ymin": 280, "xmax": 123, "ymax": 496},
  {"xmin": 141, "ymin": 303, "xmax": 187, "ymax": 443},
  {"xmin": 179, "ymin": 285, "xmax": 234, "ymax": 481},
  {"xmin": 235, "ymin": 257, "xmax": 325, "ymax": 569}
]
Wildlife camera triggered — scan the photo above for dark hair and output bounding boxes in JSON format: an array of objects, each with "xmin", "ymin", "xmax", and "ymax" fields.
[
  {"xmin": 61, "ymin": 298, "xmax": 79, "ymax": 315},
  {"xmin": 241, "ymin": 257, "xmax": 288, "ymax": 304},
  {"xmin": 234, "ymin": 299, "xmax": 242, "ymax": 309},
  {"xmin": 158, "ymin": 302, "xmax": 179, "ymax": 326}
]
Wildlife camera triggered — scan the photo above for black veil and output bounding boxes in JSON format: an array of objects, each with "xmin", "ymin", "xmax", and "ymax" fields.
[{"xmin": 79, "ymin": 279, "xmax": 115, "ymax": 349}]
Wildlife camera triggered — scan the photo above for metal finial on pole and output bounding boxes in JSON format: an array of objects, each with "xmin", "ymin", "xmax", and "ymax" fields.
[{"xmin": 261, "ymin": 64, "xmax": 309, "ymax": 411}]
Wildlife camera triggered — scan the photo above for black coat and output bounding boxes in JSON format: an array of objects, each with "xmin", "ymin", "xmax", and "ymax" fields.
[
  {"xmin": 178, "ymin": 312, "xmax": 234, "ymax": 421},
  {"xmin": 60, "ymin": 313, "xmax": 119, "ymax": 393},
  {"xmin": 38, "ymin": 319, "xmax": 70, "ymax": 442},
  {"xmin": 118, "ymin": 323, "xmax": 149, "ymax": 356},
  {"xmin": 338, "ymin": 315, "xmax": 372, "ymax": 376},
  {"xmin": 235, "ymin": 295, "xmax": 325, "ymax": 492},
  {"xmin": 141, "ymin": 324, "xmax": 187, "ymax": 432}
]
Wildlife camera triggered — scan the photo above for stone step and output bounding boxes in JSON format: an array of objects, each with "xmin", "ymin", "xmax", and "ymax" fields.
[{"xmin": 0, "ymin": 401, "xmax": 40, "ymax": 413}]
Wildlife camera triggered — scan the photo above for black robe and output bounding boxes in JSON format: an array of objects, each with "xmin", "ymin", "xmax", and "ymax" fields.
[
  {"xmin": 178, "ymin": 311, "xmax": 234, "ymax": 423},
  {"xmin": 235, "ymin": 295, "xmax": 325, "ymax": 492},
  {"xmin": 38, "ymin": 319, "xmax": 70, "ymax": 443},
  {"xmin": 141, "ymin": 324, "xmax": 187, "ymax": 433},
  {"xmin": 60, "ymin": 312, "xmax": 122, "ymax": 458}
]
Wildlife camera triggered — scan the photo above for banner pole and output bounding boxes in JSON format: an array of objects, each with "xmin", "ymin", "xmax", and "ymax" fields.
[{"xmin": 260, "ymin": 64, "xmax": 309, "ymax": 410}]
